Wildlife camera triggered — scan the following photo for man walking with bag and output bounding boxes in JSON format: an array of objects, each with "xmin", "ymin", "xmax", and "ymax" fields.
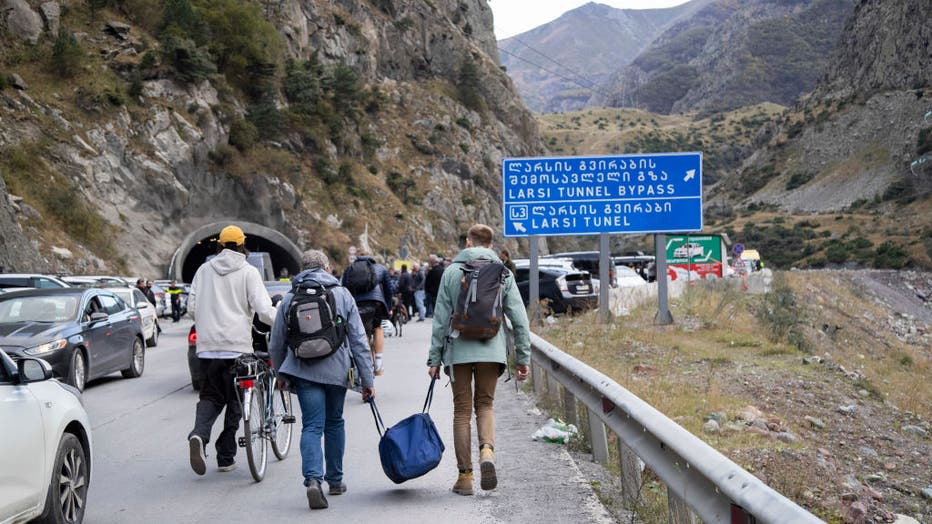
[
  {"xmin": 268, "ymin": 250, "xmax": 375, "ymax": 510},
  {"xmin": 187, "ymin": 225, "xmax": 277, "ymax": 475},
  {"xmin": 427, "ymin": 224, "xmax": 531, "ymax": 496}
]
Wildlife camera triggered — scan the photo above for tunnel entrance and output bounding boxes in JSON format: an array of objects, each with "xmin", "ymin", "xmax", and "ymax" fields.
[{"xmin": 172, "ymin": 222, "xmax": 302, "ymax": 283}]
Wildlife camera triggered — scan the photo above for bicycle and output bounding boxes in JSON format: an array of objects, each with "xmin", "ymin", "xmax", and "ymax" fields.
[{"xmin": 234, "ymin": 351, "xmax": 295, "ymax": 482}]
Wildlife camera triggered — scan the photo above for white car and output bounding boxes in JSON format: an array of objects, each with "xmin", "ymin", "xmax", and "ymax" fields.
[
  {"xmin": 106, "ymin": 287, "xmax": 160, "ymax": 347},
  {"xmin": 673, "ymin": 242, "xmax": 704, "ymax": 259},
  {"xmin": 614, "ymin": 265, "xmax": 649, "ymax": 288},
  {"xmin": 0, "ymin": 349, "xmax": 92, "ymax": 524}
]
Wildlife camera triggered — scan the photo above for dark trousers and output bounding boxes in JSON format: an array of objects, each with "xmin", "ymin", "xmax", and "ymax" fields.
[
  {"xmin": 189, "ymin": 358, "xmax": 242, "ymax": 467},
  {"xmin": 171, "ymin": 300, "xmax": 181, "ymax": 322},
  {"xmin": 425, "ymin": 292, "xmax": 436, "ymax": 318}
]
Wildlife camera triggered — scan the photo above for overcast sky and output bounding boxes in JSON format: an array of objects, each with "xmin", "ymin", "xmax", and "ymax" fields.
[{"xmin": 490, "ymin": 1, "xmax": 691, "ymax": 39}]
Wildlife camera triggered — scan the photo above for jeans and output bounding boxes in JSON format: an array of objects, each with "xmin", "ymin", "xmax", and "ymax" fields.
[
  {"xmin": 451, "ymin": 362, "xmax": 499, "ymax": 470},
  {"xmin": 293, "ymin": 377, "xmax": 347, "ymax": 484},
  {"xmin": 189, "ymin": 358, "xmax": 241, "ymax": 467},
  {"xmin": 414, "ymin": 290, "xmax": 426, "ymax": 319}
]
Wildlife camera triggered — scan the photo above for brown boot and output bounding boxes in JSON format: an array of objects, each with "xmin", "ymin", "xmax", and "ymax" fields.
[
  {"xmin": 452, "ymin": 470, "xmax": 474, "ymax": 496},
  {"xmin": 479, "ymin": 446, "xmax": 497, "ymax": 490}
]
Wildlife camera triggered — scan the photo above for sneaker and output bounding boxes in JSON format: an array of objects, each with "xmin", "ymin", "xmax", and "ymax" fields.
[
  {"xmin": 452, "ymin": 471, "xmax": 474, "ymax": 496},
  {"xmin": 479, "ymin": 447, "xmax": 497, "ymax": 491},
  {"xmin": 306, "ymin": 479, "xmax": 329, "ymax": 509},
  {"xmin": 328, "ymin": 480, "xmax": 347, "ymax": 495},
  {"xmin": 217, "ymin": 462, "xmax": 237, "ymax": 472},
  {"xmin": 188, "ymin": 436, "xmax": 206, "ymax": 476},
  {"xmin": 416, "ymin": 318, "xmax": 425, "ymax": 322}
]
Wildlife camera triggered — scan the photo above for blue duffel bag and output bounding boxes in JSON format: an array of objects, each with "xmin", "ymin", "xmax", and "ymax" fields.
[{"xmin": 370, "ymin": 378, "xmax": 445, "ymax": 484}]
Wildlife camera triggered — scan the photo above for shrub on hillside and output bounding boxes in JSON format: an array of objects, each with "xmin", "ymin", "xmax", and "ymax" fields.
[
  {"xmin": 457, "ymin": 58, "xmax": 483, "ymax": 111},
  {"xmin": 754, "ymin": 273, "xmax": 809, "ymax": 352},
  {"xmin": 228, "ymin": 116, "xmax": 258, "ymax": 151},
  {"xmin": 873, "ymin": 242, "xmax": 909, "ymax": 269},
  {"xmin": 160, "ymin": 33, "xmax": 216, "ymax": 83},
  {"xmin": 51, "ymin": 29, "xmax": 85, "ymax": 78}
]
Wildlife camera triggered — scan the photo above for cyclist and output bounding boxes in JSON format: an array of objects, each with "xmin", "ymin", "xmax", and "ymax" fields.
[
  {"xmin": 186, "ymin": 225, "xmax": 276, "ymax": 475},
  {"xmin": 268, "ymin": 249, "xmax": 375, "ymax": 510}
]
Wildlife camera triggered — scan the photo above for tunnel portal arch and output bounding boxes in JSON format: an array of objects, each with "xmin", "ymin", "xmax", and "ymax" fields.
[{"xmin": 172, "ymin": 222, "xmax": 302, "ymax": 283}]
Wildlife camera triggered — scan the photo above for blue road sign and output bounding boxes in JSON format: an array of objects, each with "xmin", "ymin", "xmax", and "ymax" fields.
[
  {"xmin": 732, "ymin": 243, "xmax": 745, "ymax": 256},
  {"xmin": 502, "ymin": 153, "xmax": 703, "ymax": 237}
]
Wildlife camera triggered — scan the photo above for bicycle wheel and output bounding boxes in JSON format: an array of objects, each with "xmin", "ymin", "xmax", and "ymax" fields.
[
  {"xmin": 270, "ymin": 389, "xmax": 293, "ymax": 460},
  {"xmin": 243, "ymin": 387, "xmax": 267, "ymax": 482}
]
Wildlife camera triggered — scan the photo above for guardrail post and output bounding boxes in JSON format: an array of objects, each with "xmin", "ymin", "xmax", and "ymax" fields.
[
  {"xmin": 587, "ymin": 407, "xmax": 609, "ymax": 464},
  {"xmin": 563, "ymin": 389, "xmax": 578, "ymax": 427},
  {"xmin": 531, "ymin": 361, "xmax": 544, "ymax": 397},
  {"xmin": 547, "ymin": 371, "xmax": 561, "ymax": 403},
  {"xmin": 667, "ymin": 486, "xmax": 697, "ymax": 524},
  {"xmin": 617, "ymin": 440, "xmax": 642, "ymax": 504}
]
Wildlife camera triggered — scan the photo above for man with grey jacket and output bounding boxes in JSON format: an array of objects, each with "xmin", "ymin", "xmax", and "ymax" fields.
[
  {"xmin": 268, "ymin": 249, "xmax": 375, "ymax": 510},
  {"xmin": 187, "ymin": 225, "xmax": 276, "ymax": 475}
]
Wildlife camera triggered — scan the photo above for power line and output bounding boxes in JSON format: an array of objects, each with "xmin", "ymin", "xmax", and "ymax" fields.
[
  {"xmin": 497, "ymin": 47, "xmax": 618, "ymax": 102},
  {"xmin": 510, "ymin": 36, "xmax": 602, "ymax": 90}
]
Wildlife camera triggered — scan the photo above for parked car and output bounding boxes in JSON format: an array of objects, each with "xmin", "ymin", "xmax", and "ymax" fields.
[
  {"xmin": 106, "ymin": 287, "xmax": 160, "ymax": 347},
  {"xmin": 0, "ymin": 288, "xmax": 146, "ymax": 391},
  {"xmin": 512, "ymin": 261, "xmax": 597, "ymax": 315},
  {"xmin": 614, "ymin": 265, "xmax": 649, "ymax": 288},
  {"xmin": 61, "ymin": 275, "xmax": 130, "ymax": 287},
  {"xmin": 0, "ymin": 349, "xmax": 92, "ymax": 524},
  {"xmin": 0, "ymin": 273, "xmax": 70, "ymax": 290},
  {"xmin": 186, "ymin": 281, "xmax": 289, "ymax": 390},
  {"xmin": 543, "ymin": 251, "xmax": 617, "ymax": 288},
  {"xmin": 148, "ymin": 283, "xmax": 168, "ymax": 317}
]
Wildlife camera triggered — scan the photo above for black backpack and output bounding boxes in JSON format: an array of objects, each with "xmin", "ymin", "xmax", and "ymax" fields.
[
  {"xmin": 450, "ymin": 259, "xmax": 507, "ymax": 340},
  {"xmin": 287, "ymin": 284, "xmax": 347, "ymax": 360},
  {"xmin": 343, "ymin": 258, "xmax": 378, "ymax": 295}
]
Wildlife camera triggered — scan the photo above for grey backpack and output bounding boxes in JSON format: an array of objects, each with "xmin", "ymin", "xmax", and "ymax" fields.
[{"xmin": 450, "ymin": 259, "xmax": 507, "ymax": 340}]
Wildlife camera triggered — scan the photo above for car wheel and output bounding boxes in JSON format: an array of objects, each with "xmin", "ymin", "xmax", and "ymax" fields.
[
  {"xmin": 146, "ymin": 321, "xmax": 159, "ymax": 347},
  {"xmin": 67, "ymin": 350, "xmax": 86, "ymax": 393},
  {"xmin": 121, "ymin": 337, "xmax": 145, "ymax": 378},
  {"xmin": 36, "ymin": 433, "xmax": 88, "ymax": 524}
]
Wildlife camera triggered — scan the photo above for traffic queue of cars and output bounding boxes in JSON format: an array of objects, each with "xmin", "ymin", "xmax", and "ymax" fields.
[{"xmin": 0, "ymin": 272, "xmax": 186, "ymax": 524}]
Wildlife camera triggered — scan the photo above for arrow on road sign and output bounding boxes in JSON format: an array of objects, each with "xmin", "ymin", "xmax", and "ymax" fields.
[
  {"xmin": 514, "ymin": 222, "xmax": 527, "ymax": 233},
  {"xmin": 684, "ymin": 169, "xmax": 696, "ymax": 182}
]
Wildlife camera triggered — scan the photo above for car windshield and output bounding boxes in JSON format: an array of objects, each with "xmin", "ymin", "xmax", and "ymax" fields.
[
  {"xmin": 110, "ymin": 289, "xmax": 133, "ymax": 304},
  {"xmin": 0, "ymin": 295, "xmax": 80, "ymax": 323}
]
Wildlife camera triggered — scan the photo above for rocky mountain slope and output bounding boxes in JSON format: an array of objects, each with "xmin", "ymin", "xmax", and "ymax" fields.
[
  {"xmin": 588, "ymin": 0, "xmax": 855, "ymax": 114},
  {"xmin": 715, "ymin": 0, "xmax": 931, "ymax": 222},
  {"xmin": 0, "ymin": 0, "xmax": 543, "ymax": 276},
  {"xmin": 497, "ymin": 0, "xmax": 710, "ymax": 114}
]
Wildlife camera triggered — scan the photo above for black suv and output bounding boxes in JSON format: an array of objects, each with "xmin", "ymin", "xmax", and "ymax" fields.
[
  {"xmin": 512, "ymin": 262, "xmax": 597, "ymax": 315},
  {"xmin": 543, "ymin": 251, "xmax": 617, "ymax": 288}
]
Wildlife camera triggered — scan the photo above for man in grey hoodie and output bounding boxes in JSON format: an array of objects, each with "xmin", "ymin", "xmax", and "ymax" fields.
[
  {"xmin": 187, "ymin": 225, "xmax": 277, "ymax": 475},
  {"xmin": 268, "ymin": 249, "xmax": 375, "ymax": 510}
]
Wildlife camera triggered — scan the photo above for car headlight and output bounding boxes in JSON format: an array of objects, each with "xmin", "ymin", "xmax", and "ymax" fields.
[{"xmin": 24, "ymin": 338, "xmax": 67, "ymax": 356}]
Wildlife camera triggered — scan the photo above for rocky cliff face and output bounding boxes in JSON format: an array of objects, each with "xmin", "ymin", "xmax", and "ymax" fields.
[
  {"xmin": 498, "ymin": 0, "xmax": 710, "ymax": 113},
  {"xmin": 591, "ymin": 0, "xmax": 855, "ymax": 114},
  {"xmin": 0, "ymin": 0, "xmax": 543, "ymax": 276},
  {"xmin": 716, "ymin": 0, "xmax": 931, "ymax": 215}
]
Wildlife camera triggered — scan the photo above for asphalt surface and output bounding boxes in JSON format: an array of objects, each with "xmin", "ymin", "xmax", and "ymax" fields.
[{"xmin": 81, "ymin": 317, "xmax": 612, "ymax": 523}]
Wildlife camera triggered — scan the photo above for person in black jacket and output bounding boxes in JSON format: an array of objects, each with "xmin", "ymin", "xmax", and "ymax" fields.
[
  {"xmin": 342, "ymin": 251, "xmax": 393, "ymax": 376},
  {"xmin": 397, "ymin": 264, "xmax": 414, "ymax": 318},
  {"xmin": 424, "ymin": 255, "xmax": 444, "ymax": 319}
]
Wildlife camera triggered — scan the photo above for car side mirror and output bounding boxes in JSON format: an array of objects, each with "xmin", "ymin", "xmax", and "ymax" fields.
[
  {"xmin": 17, "ymin": 357, "xmax": 53, "ymax": 384},
  {"xmin": 136, "ymin": 301, "xmax": 150, "ymax": 309},
  {"xmin": 90, "ymin": 312, "xmax": 109, "ymax": 322}
]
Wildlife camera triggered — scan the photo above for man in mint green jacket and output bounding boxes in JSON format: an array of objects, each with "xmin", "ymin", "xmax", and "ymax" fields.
[{"xmin": 428, "ymin": 224, "xmax": 531, "ymax": 496}]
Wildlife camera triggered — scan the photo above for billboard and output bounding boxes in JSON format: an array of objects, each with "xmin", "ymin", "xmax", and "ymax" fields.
[{"xmin": 665, "ymin": 235, "xmax": 725, "ymax": 280}]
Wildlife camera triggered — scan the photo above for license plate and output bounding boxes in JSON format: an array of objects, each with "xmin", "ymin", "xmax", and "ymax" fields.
[{"xmin": 575, "ymin": 285, "xmax": 589, "ymax": 293}]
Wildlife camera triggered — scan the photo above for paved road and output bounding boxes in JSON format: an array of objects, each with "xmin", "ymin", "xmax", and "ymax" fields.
[{"xmin": 81, "ymin": 318, "xmax": 611, "ymax": 523}]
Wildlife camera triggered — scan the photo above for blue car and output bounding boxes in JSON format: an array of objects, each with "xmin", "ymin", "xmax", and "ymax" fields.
[{"xmin": 0, "ymin": 287, "xmax": 146, "ymax": 392}]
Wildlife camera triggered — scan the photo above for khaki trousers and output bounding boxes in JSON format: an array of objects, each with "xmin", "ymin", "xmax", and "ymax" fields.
[{"xmin": 451, "ymin": 362, "xmax": 499, "ymax": 471}]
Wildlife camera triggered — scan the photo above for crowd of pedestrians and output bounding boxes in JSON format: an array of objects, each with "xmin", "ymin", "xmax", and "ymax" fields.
[{"xmin": 185, "ymin": 222, "xmax": 529, "ymax": 510}]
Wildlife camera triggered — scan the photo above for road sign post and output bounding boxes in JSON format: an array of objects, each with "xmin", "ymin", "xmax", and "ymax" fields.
[
  {"xmin": 599, "ymin": 233, "xmax": 610, "ymax": 324},
  {"xmin": 529, "ymin": 236, "xmax": 540, "ymax": 325},
  {"xmin": 502, "ymin": 153, "xmax": 702, "ymax": 324},
  {"xmin": 502, "ymin": 153, "xmax": 702, "ymax": 238},
  {"xmin": 654, "ymin": 234, "xmax": 673, "ymax": 325}
]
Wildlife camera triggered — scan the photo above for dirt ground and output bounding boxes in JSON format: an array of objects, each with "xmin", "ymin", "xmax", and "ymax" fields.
[{"xmin": 537, "ymin": 270, "xmax": 931, "ymax": 523}]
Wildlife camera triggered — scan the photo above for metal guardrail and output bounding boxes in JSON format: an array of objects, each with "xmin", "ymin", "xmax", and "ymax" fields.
[{"xmin": 528, "ymin": 332, "xmax": 823, "ymax": 524}]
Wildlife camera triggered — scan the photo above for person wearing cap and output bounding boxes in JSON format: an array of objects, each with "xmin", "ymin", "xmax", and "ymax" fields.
[{"xmin": 186, "ymin": 225, "xmax": 277, "ymax": 475}]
